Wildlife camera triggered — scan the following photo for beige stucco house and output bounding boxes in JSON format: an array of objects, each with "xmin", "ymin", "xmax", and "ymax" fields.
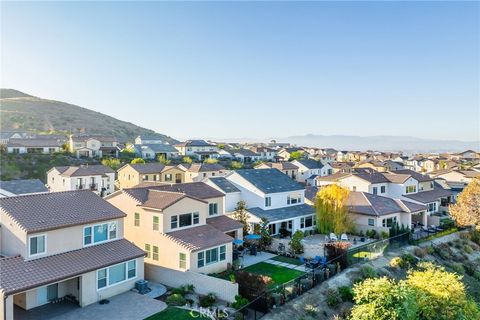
[
  {"xmin": 68, "ymin": 135, "xmax": 118, "ymax": 158},
  {"xmin": 117, "ymin": 163, "xmax": 187, "ymax": 189},
  {"xmin": 0, "ymin": 191, "xmax": 145, "ymax": 320},
  {"xmin": 106, "ymin": 182, "xmax": 243, "ymax": 275}
]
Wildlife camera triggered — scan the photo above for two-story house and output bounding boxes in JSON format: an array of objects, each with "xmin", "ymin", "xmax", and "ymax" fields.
[
  {"xmin": 47, "ymin": 165, "xmax": 115, "ymax": 196},
  {"xmin": 254, "ymin": 162, "xmax": 299, "ymax": 180},
  {"xmin": 117, "ymin": 163, "xmax": 186, "ymax": 189},
  {"xmin": 224, "ymin": 169, "xmax": 316, "ymax": 236},
  {"xmin": 178, "ymin": 163, "xmax": 228, "ymax": 182},
  {"xmin": 174, "ymin": 140, "xmax": 219, "ymax": 161},
  {"xmin": 248, "ymin": 147, "xmax": 277, "ymax": 161},
  {"xmin": 0, "ymin": 191, "xmax": 145, "ymax": 320},
  {"xmin": 106, "ymin": 182, "xmax": 242, "ymax": 275},
  {"xmin": 69, "ymin": 135, "xmax": 118, "ymax": 158},
  {"xmin": 291, "ymin": 159, "xmax": 333, "ymax": 184}
]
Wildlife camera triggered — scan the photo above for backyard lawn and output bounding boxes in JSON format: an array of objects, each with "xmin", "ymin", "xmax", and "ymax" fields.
[
  {"xmin": 144, "ymin": 307, "xmax": 206, "ymax": 320},
  {"xmin": 271, "ymin": 255, "xmax": 303, "ymax": 266},
  {"xmin": 243, "ymin": 262, "xmax": 305, "ymax": 287}
]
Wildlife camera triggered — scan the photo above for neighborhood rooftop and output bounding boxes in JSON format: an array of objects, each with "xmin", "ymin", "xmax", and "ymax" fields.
[
  {"xmin": 234, "ymin": 168, "xmax": 305, "ymax": 194},
  {"xmin": 347, "ymin": 192, "xmax": 426, "ymax": 216},
  {"xmin": 0, "ymin": 179, "xmax": 48, "ymax": 196},
  {"xmin": 248, "ymin": 204, "xmax": 315, "ymax": 223},
  {"xmin": 52, "ymin": 164, "xmax": 114, "ymax": 177},
  {"xmin": 140, "ymin": 190, "xmax": 207, "ymax": 210},
  {"xmin": 207, "ymin": 177, "xmax": 241, "ymax": 193},
  {"xmin": 123, "ymin": 182, "xmax": 225, "ymax": 202},
  {"xmin": 165, "ymin": 224, "xmax": 233, "ymax": 252},
  {"xmin": 0, "ymin": 190, "xmax": 126, "ymax": 233}
]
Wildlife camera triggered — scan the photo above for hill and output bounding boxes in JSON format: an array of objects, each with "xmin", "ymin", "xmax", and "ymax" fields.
[{"xmin": 0, "ymin": 89, "xmax": 178, "ymax": 143}]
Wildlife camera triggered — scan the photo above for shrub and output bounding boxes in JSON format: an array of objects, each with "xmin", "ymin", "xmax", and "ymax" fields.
[
  {"xmin": 231, "ymin": 295, "xmax": 249, "ymax": 310},
  {"xmin": 459, "ymin": 232, "xmax": 471, "ymax": 240},
  {"xmin": 413, "ymin": 247, "xmax": 426, "ymax": 258},
  {"xmin": 469, "ymin": 230, "xmax": 480, "ymax": 245},
  {"xmin": 401, "ymin": 253, "xmax": 417, "ymax": 268},
  {"xmin": 473, "ymin": 271, "xmax": 480, "ymax": 282},
  {"xmin": 425, "ymin": 246, "xmax": 434, "ymax": 254},
  {"xmin": 326, "ymin": 288, "xmax": 342, "ymax": 308},
  {"xmin": 166, "ymin": 293, "xmax": 187, "ymax": 306},
  {"xmin": 463, "ymin": 261, "xmax": 477, "ymax": 276},
  {"xmin": 171, "ymin": 287, "xmax": 185, "ymax": 295},
  {"xmin": 390, "ymin": 257, "xmax": 403, "ymax": 269},
  {"xmin": 338, "ymin": 286, "xmax": 354, "ymax": 302},
  {"xmin": 463, "ymin": 244, "xmax": 473, "ymax": 254},
  {"xmin": 451, "ymin": 263, "xmax": 465, "ymax": 275},
  {"xmin": 360, "ymin": 265, "xmax": 377, "ymax": 279},
  {"xmin": 289, "ymin": 230, "xmax": 305, "ymax": 255},
  {"xmin": 380, "ymin": 231, "xmax": 389, "ymax": 239},
  {"xmin": 199, "ymin": 293, "xmax": 217, "ymax": 307}
]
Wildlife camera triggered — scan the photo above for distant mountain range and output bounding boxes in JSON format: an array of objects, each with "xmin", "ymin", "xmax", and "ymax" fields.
[
  {"xmin": 204, "ymin": 134, "xmax": 479, "ymax": 153},
  {"xmin": 0, "ymin": 89, "xmax": 178, "ymax": 143}
]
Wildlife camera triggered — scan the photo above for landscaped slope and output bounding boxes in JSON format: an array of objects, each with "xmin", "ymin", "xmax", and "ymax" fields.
[{"xmin": 0, "ymin": 89, "xmax": 178, "ymax": 143}]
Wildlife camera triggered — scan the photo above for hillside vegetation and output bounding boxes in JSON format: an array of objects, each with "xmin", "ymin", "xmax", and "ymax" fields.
[{"xmin": 0, "ymin": 89, "xmax": 177, "ymax": 143}]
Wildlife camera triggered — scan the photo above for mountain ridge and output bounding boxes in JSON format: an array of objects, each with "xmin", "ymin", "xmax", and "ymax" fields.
[{"xmin": 0, "ymin": 89, "xmax": 178, "ymax": 143}]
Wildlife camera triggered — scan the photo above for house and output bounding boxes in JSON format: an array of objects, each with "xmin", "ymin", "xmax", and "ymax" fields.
[
  {"xmin": 230, "ymin": 149, "xmax": 261, "ymax": 163},
  {"xmin": 356, "ymin": 160, "xmax": 387, "ymax": 172},
  {"xmin": 106, "ymin": 182, "xmax": 242, "ymax": 275},
  {"xmin": 68, "ymin": 135, "xmax": 118, "ymax": 158},
  {"xmin": 0, "ymin": 131, "xmax": 29, "ymax": 145},
  {"xmin": 347, "ymin": 192, "xmax": 427, "ymax": 233},
  {"xmin": 455, "ymin": 150, "xmax": 479, "ymax": 161},
  {"xmin": 254, "ymin": 162, "xmax": 299, "ymax": 180},
  {"xmin": 47, "ymin": 165, "xmax": 115, "ymax": 196},
  {"xmin": 429, "ymin": 169, "xmax": 480, "ymax": 199},
  {"xmin": 404, "ymin": 156, "xmax": 425, "ymax": 172},
  {"xmin": 205, "ymin": 177, "xmax": 242, "ymax": 212},
  {"xmin": 0, "ymin": 179, "xmax": 48, "ymax": 197},
  {"xmin": 336, "ymin": 151, "xmax": 349, "ymax": 162},
  {"xmin": 331, "ymin": 162, "xmax": 355, "ymax": 174},
  {"xmin": 248, "ymin": 147, "xmax": 277, "ymax": 161},
  {"xmin": 179, "ymin": 163, "xmax": 228, "ymax": 182},
  {"xmin": 117, "ymin": 163, "xmax": 186, "ymax": 189},
  {"xmin": 134, "ymin": 135, "xmax": 165, "ymax": 145},
  {"xmin": 7, "ymin": 138, "xmax": 62, "ymax": 154},
  {"xmin": 276, "ymin": 147, "xmax": 304, "ymax": 161},
  {"xmin": 224, "ymin": 169, "xmax": 316, "ymax": 236},
  {"xmin": 134, "ymin": 144, "xmax": 179, "ymax": 160},
  {"xmin": 383, "ymin": 160, "xmax": 405, "ymax": 172},
  {"xmin": 0, "ymin": 191, "xmax": 145, "ymax": 320},
  {"xmin": 174, "ymin": 140, "xmax": 219, "ymax": 161},
  {"xmin": 421, "ymin": 159, "xmax": 439, "ymax": 173},
  {"xmin": 291, "ymin": 159, "xmax": 333, "ymax": 184}
]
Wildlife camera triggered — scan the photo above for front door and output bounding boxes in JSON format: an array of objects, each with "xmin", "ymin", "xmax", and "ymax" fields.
[
  {"xmin": 37, "ymin": 287, "xmax": 48, "ymax": 306},
  {"xmin": 175, "ymin": 173, "xmax": 182, "ymax": 183},
  {"xmin": 47, "ymin": 284, "xmax": 58, "ymax": 301}
]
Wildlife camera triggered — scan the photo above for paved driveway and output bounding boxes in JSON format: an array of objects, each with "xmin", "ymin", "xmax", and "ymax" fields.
[{"xmin": 15, "ymin": 291, "xmax": 167, "ymax": 320}]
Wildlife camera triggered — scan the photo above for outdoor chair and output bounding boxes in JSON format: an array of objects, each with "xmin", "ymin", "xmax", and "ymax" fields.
[
  {"xmin": 340, "ymin": 233, "xmax": 348, "ymax": 241},
  {"xmin": 329, "ymin": 233, "xmax": 338, "ymax": 241}
]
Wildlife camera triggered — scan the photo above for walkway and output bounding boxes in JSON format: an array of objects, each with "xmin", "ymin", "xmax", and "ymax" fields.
[
  {"xmin": 263, "ymin": 259, "xmax": 305, "ymax": 271},
  {"xmin": 241, "ymin": 251, "xmax": 277, "ymax": 267}
]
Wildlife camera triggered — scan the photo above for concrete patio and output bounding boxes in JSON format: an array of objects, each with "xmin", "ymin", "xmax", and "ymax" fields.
[
  {"xmin": 14, "ymin": 290, "xmax": 167, "ymax": 320},
  {"xmin": 240, "ymin": 251, "xmax": 277, "ymax": 267}
]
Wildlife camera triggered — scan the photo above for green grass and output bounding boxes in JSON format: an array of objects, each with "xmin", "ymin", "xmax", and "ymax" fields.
[
  {"xmin": 243, "ymin": 262, "xmax": 305, "ymax": 287},
  {"xmin": 144, "ymin": 307, "xmax": 206, "ymax": 320},
  {"xmin": 416, "ymin": 227, "xmax": 458, "ymax": 244},
  {"xmin": 271, "ymin": 255, "xmax": 303, "ymax": 265}
]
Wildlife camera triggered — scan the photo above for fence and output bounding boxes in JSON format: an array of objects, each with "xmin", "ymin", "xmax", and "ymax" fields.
[{"xmin": 228, "ymin": 232, "xmax": 411, "ymax": 320}]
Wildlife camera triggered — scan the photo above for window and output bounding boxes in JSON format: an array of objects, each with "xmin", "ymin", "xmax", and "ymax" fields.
[
  {"xmin": 430, "ymin": 181, "xmax": 434, "ymax": 189},
  {"xmin": 153, "ymin": 246, "xmax": 159, "ymax": 260},
  {"xmin": 368, "ymin": 218, "xmax": 375, "ymax": 226},
  {"xmin": 428, "ymin": 202, "xmax": 437, "ymax": 212},
  {"xmin": 288, "ymin": 220, "xmax": 293, "ymax": 229},
  {"xmin": 382, "ymin": 216, "xmax": 397, "ymax": 228},
  {"xmin": 287, "ymin": 194, "xmax": 301, "ymax": 205},
  {"xmin": 301, "ymin": 216, "xmax": 313, "ymax": 229},
  {"xmin": 97, "ymin": 259, "xmax": 137, "ymax": 290},
  {"xmin": 193, "ymin": 212, "xmax": 199, "ymax": 224},
  {"xmin": 352, "ymin": 186, "xmax": 357, "ymax": 192},
  {"xmin": 179, "ymin": 253, "xmax": 187, "ymax": 269},
  {"xmin": 372, "ymin": 187, "xmax": 378, "ymax": 195},
  {"xmin": 265, "ymin": 197, "xmax": 272, "ymax": 207},
  {"xmin": 29, "ymin": 235, "xmax": 46, "ymax": 256},
  {"xmin": 153, "ymin": 216, "xmax": 159, "ymax": 231},
  {"xmin": 219, "ymin": 245, "xmax": 226, "ymax": 261},
  {"xmin": 209, "ymin": 203, "xmax": 218, "ymax": 216},
  {"xmin": 165, "ymin": 174, "xmax": 172, "ymax": 182},
  {"xmin": 97, "ymin": 269, "xmax": 107, "ymax": 289},
  {"xmin": 145, "ymin": 244, "xmax": 151, "ymax": 259},
  {"xmin": 171, "ymin": 216, "xmax": 178, "ymax": 229},
  {"xmin": 198, "ymin": 251, "xmax": 205, "ymax": 268},
  {"xmin": 179, "ymin": 213, "xmax": 192, "ymax": 227},
  {"xmin": 127, "ymin": 260, "xmax": 136, "ymax": 278},
  {"xmin": 84, "ymin": 222, "xmax": 117, "ymax": 246},
  {"xmin": 84, "ymin": 227, "xmax": 92, "ymax": 245},
  {"xmin": 142, "ymin": 175, "xmax": 148, "ymax": 181},
  {"xmin": 380, "ymin": 186, "xmax": 386, "ymax": 194},
  {"xmin": 405, "ymin": 185, "xmax": 416, "ymax": 194},
  {"xmin": 206, "ymin": 247, "xmax": 219, "ymax": 264},
  {"xmin": 134, "ymin": 213, "xmax": 140, "ymax": 227}
]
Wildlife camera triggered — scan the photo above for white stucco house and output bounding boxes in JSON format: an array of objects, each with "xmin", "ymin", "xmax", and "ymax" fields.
[{"xmin": 47, "ymin": 165, "xmax": 115, "ymax": 196}]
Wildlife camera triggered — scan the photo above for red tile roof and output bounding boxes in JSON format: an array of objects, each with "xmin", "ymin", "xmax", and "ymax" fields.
[{"xmin": 165, "ymin": 224, "xmax": 233, "ymax": 252}]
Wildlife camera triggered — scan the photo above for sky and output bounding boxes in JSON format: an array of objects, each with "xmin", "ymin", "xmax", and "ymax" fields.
[{"xmin": 1, "ymin": 1, "xmax": 479, "ymax": 142}]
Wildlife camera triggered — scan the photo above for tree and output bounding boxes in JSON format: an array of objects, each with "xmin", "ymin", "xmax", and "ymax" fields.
[
  {"xmin": 449, "ymin": 178, "xmax": 480, "ymax": 229},
  {"xmin": 131, "ymin": 158, "xmax": 145, "ymax": 164},
  {"xmin": 315, "ymin": 184, "xmax": 352, "ymax": 234},
  {"xmin": 233, "ymin": 201, "xmax": 250, "ymax": 236},
  {"xmin": 289, "ymin": 151, "xmax": 305, "ymax": 161},
  {"xmin": 230, "ymin": 161, "xmax": 244, "ymax": 169},
  {"xmin": 438, "ymin": 160, "xmax": 447, "ymax": 170},
  {"xmin": 101, "ymin": 158, "xmax": 122, "ymax": 170},
  {"xmin": 203, "ymin": 157, "xmax": 218, "ymax": 164},
  {"xmin": 157, "ymin": 154, "xmax": 171, "ymax": 165},
  {"xmin": 182, "ymin": 156, "xmax": 193, "ymax": 164},
  {"xmin": 289, "ymin": 230, "xmax": 304, "ymax": 255},
  {"xmin": 258, "ymin": 217, "xmax": 272, "ymax": 250},
  {"xmin": 351, "ymin": 277, "xmax": 418, "ymax": 320}
]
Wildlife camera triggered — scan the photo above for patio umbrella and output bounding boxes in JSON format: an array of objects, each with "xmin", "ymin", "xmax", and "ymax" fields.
[
  {"xmin": 232, "ymin": 239, "xmax": 244, "ymax": 245},
  {"xmin": 245, "ymin": 234, "xmax": 261, "ymax": 240}
]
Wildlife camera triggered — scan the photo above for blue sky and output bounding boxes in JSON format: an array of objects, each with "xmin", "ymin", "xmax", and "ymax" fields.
[{"xmin": 1, "ymin": 1, "xmax": 479, "ymax": 141}]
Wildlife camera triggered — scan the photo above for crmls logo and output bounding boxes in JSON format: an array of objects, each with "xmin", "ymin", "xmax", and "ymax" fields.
[{"xmin": 189, "ymin": 307, "xmax": 230, "ymax": 319}]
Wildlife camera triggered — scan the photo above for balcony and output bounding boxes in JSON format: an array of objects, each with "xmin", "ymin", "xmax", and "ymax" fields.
[
  {"xmin": 75, "ymin": 184, "xmax": 85, "ymax": 190},
  {"xmin": 89, "ymin": 183, "xmax": 98, "ymax": 191}
]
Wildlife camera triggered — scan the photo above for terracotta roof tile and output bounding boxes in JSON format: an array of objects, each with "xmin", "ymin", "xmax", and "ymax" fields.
[
  {"xmin": 206, "ymin": 215, "xmax": 244, "ymax": 232},
  {"xmin": 165, "ymin": 224, "xmax": 233, "ymax": 252}
]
